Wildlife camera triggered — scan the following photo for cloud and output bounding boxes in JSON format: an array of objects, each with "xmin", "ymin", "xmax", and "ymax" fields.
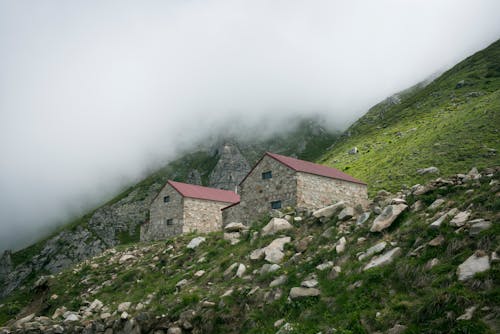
[{"xmin": 0, "ymin": 0, "xmax": 499, "ymax": 251}]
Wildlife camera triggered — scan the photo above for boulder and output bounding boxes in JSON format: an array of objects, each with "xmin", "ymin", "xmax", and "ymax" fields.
[
  {"xmin": 358, "ymin": 241, "xmax": 387, "ymax": 261},
  {"xmin": 335, "ymin": 237, "xmax": 347, "ymax": 254},
  {"xmin": 63, "ymin": 313, "xmax": 80, "ymax": 323},
  {"xmin": 429, "ymin": 208, "xmax": 458, "ymax": 229},
  {"xmin": 118, "ymin": 254, "xmax": 136, "ymax": 264},
  {"xmin": 261, "ymin": 218, "xmax": 294, "ymax": 236},
  {"xmin": 235, "ymin": 263, "xmax": 246, "ymax": 278},
  {"xmin": 223, "ymin": 263, "xmax": 239, "ymax": 279},
  {"xmin": 264, "ymin": 237, "xmax": 291, "ymax": 264},
  {"xmin": 187, "ymin": 237, "xmax": 206, "ymax": 249},
  {"xmin": 428, "ymin": 235, "xmax": 445, "ymax": 247},
  {"xmin": 269, "ymin": 275, "xmax": 287, "ymax": 288},
  {"xmin": 312, "ymin": 202, "xmax": 346, "ymax": 219},
  {"xmin": 167, "ymin": 327, "xmax": 182, "ymax": 334},
  {"xmin": 338, "ymin": 207, "xmax": 355, "ymax": 221},
  {"xmin": 289, "ymin": 287, "xmax": 320, "ymax": 299},
  {"xmin": 469, "ymin": 220, "xmax": 492, "ymax": 236},
  {"xmin": 417, "ymin": 166, "xmax": 439, "ymax": 175},
  {"xmin": 363, "ymin": 247, "xmax": 402, "ymax": 271},
  {"xmin": 457, "ymin": 251, "xmax": 490, "ymax": 281},
  {"xmin": 457, "ymin": 306, "xmax": 477, "ymax": 321},
  {"xmin": 428, "ymin": 198, "xmax": 446, "ymax": 211},
  {"xmin": 316, "ymin": 261, "xmax": 334, "ymax": 271},
  {"xmin": 356, "ymin": 212, "xmax": 371, "ymax": 225},
  {"xmin": 450, "ymin": 211, "xmax": 471, "ymax": 227},
  {"xmin": 370, "ymin": 204, "xmax": 408, "ymax": 232},
  {"xmin": 194, "ymin": 270, "xmax": 206, "ymax": 277},
  {"xmin": 224, "ymin": 232, "xmax": 241, "ymax": 245},
  {"xmin": 117, "ymin": 302, "xmax": 131, "ymax": 312},
  {"xmin": 14, "ymin": 314, "xmax": 35, "ymax": 328},
  {"xmin": 301, "ymin": 279, "xmax": 318, "ymax": 288},
  {"xmin": 224, "ymin": 222, "xmax": 248, "ymax": 233}
]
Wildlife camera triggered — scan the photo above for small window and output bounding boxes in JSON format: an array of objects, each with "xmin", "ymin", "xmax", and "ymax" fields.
[
  {"xmin": 262, "ymin": 171, "xmax": 272, "ymax": 179},
  {"xmin": 163, "ymin": 196, "xmax": 170, "ymax": 203},
  {"xmin": 166, "ymin": 219, "xmax": 173, "ymax": 225},
  {"xmin": 271, "ymin": 200, "xmax": 282, "ymax": 209}
]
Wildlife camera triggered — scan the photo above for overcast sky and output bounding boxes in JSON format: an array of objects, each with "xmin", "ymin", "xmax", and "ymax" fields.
[{"xmin": 1, "ymin": 0, "xmax": 499, "ymax": 252}]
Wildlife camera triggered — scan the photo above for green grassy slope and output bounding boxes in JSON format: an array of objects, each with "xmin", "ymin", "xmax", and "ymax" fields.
[
  {"xmin": 319, "ymin": 39, "xmax": 500, "ymax": 195},
  {"xmin": 1, "ymin": 168, "xmax": 498, "ymax": 332}
]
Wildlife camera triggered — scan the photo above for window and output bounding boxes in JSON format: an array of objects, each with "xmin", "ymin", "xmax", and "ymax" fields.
[
  {"xmin": 262, "ymin": 171, "xmax": 272, "ymax": 179},
  {"xmin": 166, "ymin": 219, "xmax": 173, "ymax": 225},
  {"xmin": 163, "ymin": 196, "xmax": 170, "ymax": 203},
  {"xmin": 271, "ymin": 200, "xmax": 282, "ymax": 209}
]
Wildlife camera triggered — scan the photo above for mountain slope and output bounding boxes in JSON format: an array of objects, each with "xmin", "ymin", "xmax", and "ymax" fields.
[
  {"xmin": 319, "ymin": 39, "xmax": 500, "ymax": 194},
  {"xmin": 1, "ymin": 167, "xmax": 498, "ymax": 333},
  {"xmin": 0, "ymin": 119, "xmax": 338, "ymax": 300}
]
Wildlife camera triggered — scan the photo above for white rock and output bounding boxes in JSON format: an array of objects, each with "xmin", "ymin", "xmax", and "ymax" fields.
[
  {"xmin": 14, "ymin": 314, "xmax": 35, "ymax": 328},
  {"xmin": 457, "ymin": 252, "xmax": 490, "ymax": 281},
  {"xmin": 428, "ymin": 198, "xmax": 446, "ymax": 211},
  {"xmin": 117, "ymin": 302, "xmax": 131, "ymax": 312},
  {"xmin": 118, "ymin": 254, "xmax": 136, "ymax": 264},
  {"xmin": 269, "ymin": 275, "xmax": 287, "ymax": 287},
  {"xmin": 223, "ymin": 263, "xmax": 239, "ymax": 278},
  {"xmin": 370, "ymin": 204, "xmax": 408, "ymax": 232},
  {"xmin": 358, "ymin": 241, "xmax": 387, "ymax": 261},
  {"xmin": 224, "ymin": 232, "xmax": 241, "ymax": 245},
  {"xmin": 356, "ymin": 212, "xmax": 371, "ymax": 225},
  {"xmin": 235, "ymin": 263, "xmax": 246, "ymax": 278},
  {"xmin": 64, "ymin": 313, "xmax": 80, "ymax": 322},
  {"xmin": 312, "ymin": 202, "xmax": 346, "ymax": 219},
  {"xmin": 316, "ymin": 261, "xmax": 334, "ymax": 271},
  {"xmin": 187, "ymin": 237, "xmax": 206, "ymax": 249},
  {"xmin": 120, "ymin": 312, "xmax": 129, "ymax": 320},
  {"xmin": 301, "ymin": 279, "xmax": 318, "ymax": 288},
  {"xmin": 457, "ymin": 306, "xmax": 477, "ymax": 321},
  {"xmin": 429, "ymin": 208, "xmax": 458, "ymax": 229},
  {"xmin": 194, "ymin": 270, "xmax": 206, "ymax": 277},
  {"xmin": 221, "ymin": 289, "xmax": 233, "ymax": 297},
  {"xmin": 176, "ymin": 279, "xmax": 188, "ymax": 289},
  {"xmin": 450, "ymin": 211, "xmax": 471, "ymax": 227},
  {"xmin": 289, "ymin": 287, "xmax": 320, "ymax": 299},
  {"xmin": 335, "ymin": 237, "xmax": 347, "ymax": 254},
  {"xmin": 338, "ymin": 207, "xmax": 355, "ymax": 221},
  {"xmin": 224, "ymin": 222, "xmax": 248, "ymax": 232},
  {"xmin": 100, "ymin": 312, "xmax": 111, "ymax": 320},
  {"xmin": 469, "ymin": 220, "xmax": 492, "ymax": 236},
  {"xmin": 263, "ymin": 237, "xmax": 291, "ymax": 264},
  {"xmin": 261, "ymin": 218, "xmax": 294, "ymax": 236},
  {"xmin": 250, "ymin": 248, "xmax": 265, "ymax": 261},
  {"xmin": 363, "ymin": 248, "xmax": 402, "ymax": 271},
  {"xmin": 88, "ymin": 299, "xmax": 104, "ymax": 312}
]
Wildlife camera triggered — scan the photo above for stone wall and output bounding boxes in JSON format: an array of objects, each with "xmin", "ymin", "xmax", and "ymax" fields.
[
  {"xmin": 183, "ymin": 198, "xmax": 229, "ymax": 234},
  {"xmin": 223, "ymin": 155, "xmax": 298, "ymax": 225},
  {"xmin": 140, "ymin": 184, "xmax": 184, "ymax": 242},
  {"xmin": 296, "ymin": 172, "xmax": 368, "ymax": 209}
]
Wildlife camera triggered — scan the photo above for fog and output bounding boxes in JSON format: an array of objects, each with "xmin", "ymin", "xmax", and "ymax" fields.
[{"xmin": 1, "ymin": 0, "xmax": 499, "ymax": 252}]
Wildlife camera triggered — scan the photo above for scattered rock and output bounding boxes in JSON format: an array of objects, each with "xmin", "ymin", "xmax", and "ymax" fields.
[
  {"xmin": 194, "ymin": 270, "xmax": 206, "ymax": 277},
  {"xmin": 252, "ymin": 237, "xmax": 291, "ymax": 264},
  {"xmin": 224, "ymin": 232, "xmax": 241, "ymax": 245},
  {"xmin": 118, "ymin": 302, "xmax": 131, "ymax": 312},
  {"xmin": 176, "ymin": 279, "xmax": 188, "ymax": 289},
  {"xmin": 457, "ymin": 306, "xmax": 477, "ymax": 321},
  {"xmin": 411, "ymin": 200, "xmax": 424, "ymax": 212},
  {"xmin": 348, "ymin": 147, "xmax": 358, "ymax": 155},
  {"xmin": 429, "ymin": 208, "xmax": 458, "ymax": 229},
  {"xmin": 261, "ymin": 218, "xmax": 294, "ymax": 236},
  {"xmin": 121, "ymin": 311, "xmax": 129, "ymax": 320},
  {"xmin": 338, "ymin": 207, "xmax": 355, "ymax": 221},
  {"xmin": 428, "ymin": 235, "xmax": 445, "ymax": 247},
  {"xmin": 235, "ymin": 263, "xmax": 246, "ymax": 278},
  {"xmin": 387, "ymin": 324, "xmax": 407, "ymax": 334},
  {"xmin": 370, "ymin": 204, "xmax": 408, "ymax": 232},
  {"xmin": 457, "ymin": 251, "xmax": 490, "ymax": 281},
  {"xmin": 269, "ymin": 275, "xmax": 287, "ymax": 288},
  {"xmin": 316, "ymin": 261, "xmax": 334, "ymax": 271},
  {"xmin": 118, "ymin": 254, "xmax": 136, "ymax": 264},
  {"xmin": 417, "ymin": 166, "xmax": 439, "ymax": 175},
  {"xmin": 289, "ymin": 287, "xmax": 320, "ymax": 299},
  {"xmin": 363, "ymin": 248, "xmax": 402, "ymax": 271},
  {"xmin": 327, "ymin": 266, "xmax": 342, "ymax": 280},
  {"xmin": 336, "ymin": 237, "xmax": 347, "ymax": 254},
  {"xmin": 259, "ymin": 263, "xmax": 281, "ymax": 275},
  {"xmin": 223, "ymin": 263, "xmax": 239, "ymax": 279},
  {"xmin": 358, "ymin": 241, "xmax": 387, "ymax": 261},
  {"xmin": 312, "ymin": 202, "xmax": 346, "ymax": 219},
  {"xmin": 301, "ymin": 279, "xmax": 318, "ymax": 288},
  {"xmin": 64, "ymin": 313, "xmax": 80, "ymax": 323},
  {"xmin": 469, "ymin": 220, "xmax": 492, "ymax": 236},
  {"xmin": 187, "ymin": 237, "xmax": 206, "ymax": 249},
  {"xmin": 356, "ymin": 212, "xmax": 371, "ymax": 225},
  {"xmin": 14, "ymin": 314, "xmax": 35, "ymax": 328},
  {"xmin": 428, "ymin": 198, "xmax": 446, "ymax": 211},
  {"xmin": 450, "ymin": 211, "xmax": 471, "ymax": 227},
  {"xmin": 390, "ymin": 198, "xmax": 407, "ymax": 205},
  {"xmin": 167, "ymin": 327, "xmax": 182, "ymax": 334},
  {"xmin": 224, "ymin": 222, "xmax": 248, "ymax": 233},
  {"xmin": 424, "ymin": 258, "xmax": 440, "ymax": 271}
]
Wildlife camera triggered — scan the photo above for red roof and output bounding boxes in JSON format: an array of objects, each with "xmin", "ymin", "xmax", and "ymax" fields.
[
  {"xmin": 167, "ymin": 180, "xmax": 240, "ymax": 203},
  {"xmin": 265, "ymin": 152, "xmax": 366, "ymax": 185}
]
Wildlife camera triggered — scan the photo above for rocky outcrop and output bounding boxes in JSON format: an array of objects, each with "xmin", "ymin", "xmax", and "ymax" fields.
[
  {"xmin": 0, "ymin": 250, "xmax": 12, "ymax": 280},
  {"xmin": 209, "ymin": 142, "xmax": 250, "ymax": 191},
  {"xmin": 186, "ymin": 169, "xmax": 202, "ymax": 185}
]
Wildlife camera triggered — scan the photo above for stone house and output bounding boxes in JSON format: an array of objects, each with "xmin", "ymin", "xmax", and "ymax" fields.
[
  {"xmin": 141, "ymin": 180, "xmax": 240, "ymax": 242},
  {"xmin": 222, "ymin": 152, "xmax": 367, "ymax": 225}
]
